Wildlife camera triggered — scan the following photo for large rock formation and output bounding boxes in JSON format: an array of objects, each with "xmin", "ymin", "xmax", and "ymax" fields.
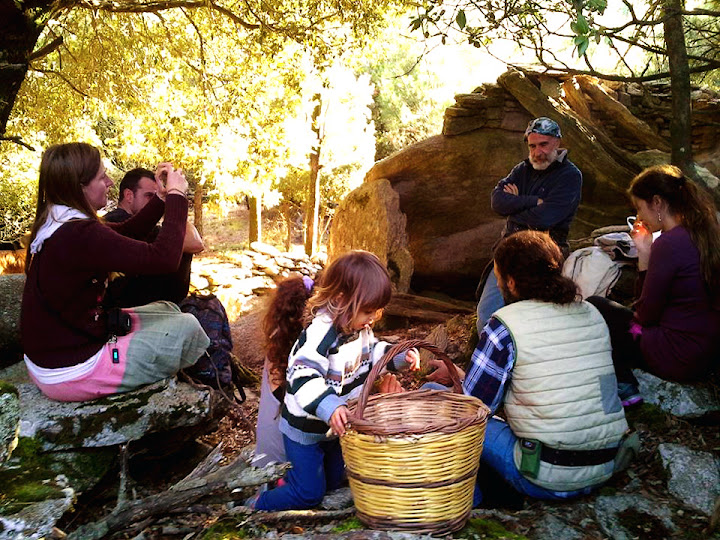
[
  {"xmin": 328, "ymin": 178, "xmax": 413, "ymax": 292},
  {"xmin": 330, "ymin": 68, "xmax": 720, "ymax": 298},
  {"xmin": 0, "ymin": 274, "xmax": 24, "ymax": 367},
  {"xmin": 362, "ymin": 130, "xmax": 519, "ymax": 297}
]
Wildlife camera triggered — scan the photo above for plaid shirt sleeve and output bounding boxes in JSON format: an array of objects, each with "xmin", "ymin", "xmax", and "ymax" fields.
[{"xmin": 462, "ymin": 317, "xmax": 515, "ymax": 414}]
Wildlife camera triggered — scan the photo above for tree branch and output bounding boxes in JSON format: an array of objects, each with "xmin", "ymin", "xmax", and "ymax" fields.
[
  {"xmin": 230, "ymin": 507, "xmax": 355, "ymax": 524},
  {"xmin": 67, "ymin": 443, "xmax": 290, "ymax": 540},
  {"xmin": 30, "ymin": 68, "xmax": 90, "ymax": 97},
  {"xmin": 73, "ymin": 0, "xmax": 261, "ymax": 30},
  {"xmin": 0, "ymin": 136, "xmax": 35, "ymax": 151},
  {"xmin": 28, "ymin": 36, "xmax": 64, "ymax": 62}
]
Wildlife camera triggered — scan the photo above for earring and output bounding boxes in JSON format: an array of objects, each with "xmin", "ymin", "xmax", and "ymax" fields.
[{"xmin": 657, "ymin": 211, "xmax": 662, "ymax": 223}]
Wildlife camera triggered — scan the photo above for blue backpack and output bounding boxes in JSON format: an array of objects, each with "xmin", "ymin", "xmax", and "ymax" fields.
[{"xmin": 179, "ymin": 292, "xmax": 235, "ymax": 390}]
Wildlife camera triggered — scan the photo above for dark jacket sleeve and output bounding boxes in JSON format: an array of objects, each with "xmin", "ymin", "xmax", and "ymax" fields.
[
  {"xmin": 634, "ymin": 236, "xmax": 675, "ymax": 326},
  {"xmin": 107, "ymin": 195, "xmax": 165, "ymax": 240},
  {"xmin": 76, "ymin": 194, "xmax": 187, "ymax": 276},
  {"xmin": 491, "ymin": 162, "xmax": 540, "ymax": 216},
  {"xmin": 506, "ymin": 165, "xmax": 582, "ymax": 230}
]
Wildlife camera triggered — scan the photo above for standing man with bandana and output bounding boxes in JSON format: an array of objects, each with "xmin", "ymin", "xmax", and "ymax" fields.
[{"xmin": 476, "ymin": 117, "xmax": 583, "ymax": 332}]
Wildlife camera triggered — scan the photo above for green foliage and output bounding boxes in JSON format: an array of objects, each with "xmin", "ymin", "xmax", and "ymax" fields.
[
  {"xmin": 0, "ymin": 2, "xmax": 486, "ymax": 242},
  {"xmin": 456, "ymin": 518, "xmax": 529, "ymax": 539},
  {"xmin": 198, "ymin": 518, "xmax": 249, "ymax": 539},
  {"xmin": 358, "ymin": 16, "xmax": 451, "ymax": 159},
  {"xmin": 1, "ymin": 5, "xmax": 384, "ymax": 240},
  {"xmin": 456, "ymin": 10, "xmax": 467, "ymax": 30},
  {"xmin": 330, "ymin": 517, "xmax": 364, "ymax": 532},
  {"xmin": 0, "ymin": 144, "xmax": 39, "ymax": 241},
  {"xmin": 405, "ymin": 0, "xmax": 720, "ymax": 83}
]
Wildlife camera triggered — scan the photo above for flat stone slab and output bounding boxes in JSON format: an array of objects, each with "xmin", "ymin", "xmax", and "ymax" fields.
[
  {"xmin": 0, "ymin": 382, "xmax": 19, "ymax": 463},
  {"xmin": 595, "ymin": 493, "xmax": 678, "ymax": 539},
  {"xmin": 0, "ymin": 489, "xmax": 74, "ymax": 540},
  {"xmin": 658, "ymin": 443, "xmax": 720, "ymax": 516},
  {"xmin": 634, "ymin": 369, "xmax": 720, "ymax": 420},
  {"xmin": 17, "ymin": 378, "xmax": 213, "ymax": 451}
]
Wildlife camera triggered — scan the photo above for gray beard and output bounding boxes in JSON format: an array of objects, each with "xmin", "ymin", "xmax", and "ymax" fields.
[{"xmin": 530, "ymin": 149, "xmax": 558, "ymax": 170}]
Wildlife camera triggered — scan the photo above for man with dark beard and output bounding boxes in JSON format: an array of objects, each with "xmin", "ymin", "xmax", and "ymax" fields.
[
  {"xmin": 104, "ymin": 167, "xmax": 204, "ymax": 308},
  {"xmin": 430, "ymin": 231, "xmax": 630, "ymax": 507},
  {"xmin": 476, "ymin": 117, "xmax": 582, "ymax": 332}
]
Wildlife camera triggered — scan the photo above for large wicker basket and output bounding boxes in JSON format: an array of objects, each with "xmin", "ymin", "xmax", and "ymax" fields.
[{"xmin": 340, "ymin": 339, "xmax": 490, "ymax": 535}]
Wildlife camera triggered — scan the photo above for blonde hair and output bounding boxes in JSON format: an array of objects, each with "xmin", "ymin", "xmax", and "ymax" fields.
[{"xmin": 306, "ymin": 251, "xmax": 391, "ymax": 333}]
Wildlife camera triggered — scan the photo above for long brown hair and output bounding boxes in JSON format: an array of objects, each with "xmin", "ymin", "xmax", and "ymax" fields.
[
  {"xmin": 263, "ymin": 275, "xmax": 314, "ymax": 388},
  {"xmin": 494, "ymin": 230, "xmax": 579, "ymax": 305},
  {"xmin": 307, "ymin": 250, "xmax": 392, "ymax": 333},
  {"xmin": 25, "ymin": 143, "xmax": 101, "ymax": 272},
  {"xmin": 629, "ymin": 165, "xmax": 720, "ymax": 302}
]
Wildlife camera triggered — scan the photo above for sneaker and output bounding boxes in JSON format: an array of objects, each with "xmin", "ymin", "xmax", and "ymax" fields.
[
  {"xmin": 244, "ymin": 492, "xmax": 260, "ymax": 509},
  {"xmin": 244, "ymin": 482, "xmax": 268, "ymax": 509},
  {"xmin": 618, "ymin": 382, "xmax": 643, "ymax": 407}
]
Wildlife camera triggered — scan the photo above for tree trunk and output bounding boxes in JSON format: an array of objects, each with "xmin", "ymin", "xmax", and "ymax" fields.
[
  {"xmin": 193, "ymin": 182, "xmax": 203, "ymax": 237},
  {"xmin": 248, "ymin": 193, "xmax": 261, "ymax": 244},
  {"xmin": 304, "ymin": 93, "xmax": 322, "ymax": 257},
  {"xmin": 383, "ymin": 292, "xmax": 473, "ymax": 324},
  {"xmin": 0, "ymin": 2, "xmax": 48, "ymax": 140},
  {"xmin": 663, "ymin": 0, "xmax": 693, "ymax": 174},
  {"xmin": 279, "ymin": 201, "xmax": 293, "ymax": 251}
]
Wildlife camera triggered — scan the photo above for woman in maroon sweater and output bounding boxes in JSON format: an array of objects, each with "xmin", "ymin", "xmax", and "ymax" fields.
[
  {"xmin": 589, "ymin": 165, "xmax": 720, "ymax": 405},
  {"xmin": 21, "ymin": 143, "xmax": 209, "ymax": 401}
]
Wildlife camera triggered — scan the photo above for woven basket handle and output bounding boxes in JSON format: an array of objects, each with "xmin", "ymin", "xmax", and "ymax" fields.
[{"xmin": 354, "ymin": 339, "xmax": 464, "ymax": 421}]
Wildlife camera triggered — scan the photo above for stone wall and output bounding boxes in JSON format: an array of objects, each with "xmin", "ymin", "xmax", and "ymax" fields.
[{"xmin": 443, "ymin": 75, "xmax": 720, "ymax": 176}]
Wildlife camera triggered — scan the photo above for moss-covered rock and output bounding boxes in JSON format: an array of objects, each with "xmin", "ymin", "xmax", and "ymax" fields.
[
  {"xmin": 0, "ymin": 437, "xmax": 115, "ymax": 515},
  {"xmin": 456, "ymin": 518, "xmax": 529, "ymax": 539},
  {"xmin": 0, "ymin": 380, "xmax": 20, "ymax": 463},
  {"xmin": 17, "ymin": 378, "xmax": 213, "ymax": 451},
  {"xmin": 0, "ymin": 490, "xmax": 75, "ymax": 539},
  {"xmin": 0, "ymin": 274, "xmax": 25, "ymax": 368},
  {"xmin": 0, "ymin": 436, "xmax": 116, "ymax": 538}
]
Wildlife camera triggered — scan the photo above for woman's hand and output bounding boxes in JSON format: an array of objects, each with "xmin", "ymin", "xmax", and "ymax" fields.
[
  {"xmin": 631, "ymin": 219, "xmax": 652, "ymax": 271},
  {"xmin": 426, "ymin": 358, "xmax": 465, "ymax": 385},
  {"xmin": 154, "ymin": 162, "xmax": 172, "ymax": 199},
  {"xmin": 406, "ymin": 348, "xmax": 420, "ymax": 371},
  {"xmin": 165, "ymin": 167, "xmax": 188, "ymax": 197},
  {"xmin": 329, "ymin": 405, "xmax": 349, "ymax": 436},
  {"xmin": 155, "ymin": 162, "xmax": 188, "ymax": 200}
]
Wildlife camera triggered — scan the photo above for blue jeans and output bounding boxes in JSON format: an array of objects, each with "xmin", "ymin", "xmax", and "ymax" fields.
[
  {"xmin": 476, "ymin": 271, "xmax": 505, "ymax": 334},
  {"xmin": 474, "ymin": 418, "xmax": 594, "ymax": 506},
  {"xmin": 255, "ymin": 435, "xmax": 345, "ymax": 511}
]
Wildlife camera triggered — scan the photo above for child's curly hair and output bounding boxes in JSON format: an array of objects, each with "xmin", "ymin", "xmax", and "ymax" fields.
[{"xmin": 263, "ymin": 275, "xmax": 314, "ymax": 388}]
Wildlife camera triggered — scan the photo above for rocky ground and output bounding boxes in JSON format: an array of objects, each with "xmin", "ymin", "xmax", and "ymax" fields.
[
  {"xmin": 5, "ymin": 208, "xmax": 719, "ymax": 540},
  {"xmin": 57, "ymin": 257, "xmax": 719, "ymax": 539}
]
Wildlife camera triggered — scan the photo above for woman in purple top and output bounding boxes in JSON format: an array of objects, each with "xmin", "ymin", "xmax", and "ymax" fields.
[{"xmin": 588, "ymin": 165, "xmax": 720, "ymax": 406}]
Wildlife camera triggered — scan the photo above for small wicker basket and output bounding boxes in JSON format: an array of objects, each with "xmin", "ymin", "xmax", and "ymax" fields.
[{"xmin": 340, "ymin": 339, "xmax": 490, "ymax": 535}]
